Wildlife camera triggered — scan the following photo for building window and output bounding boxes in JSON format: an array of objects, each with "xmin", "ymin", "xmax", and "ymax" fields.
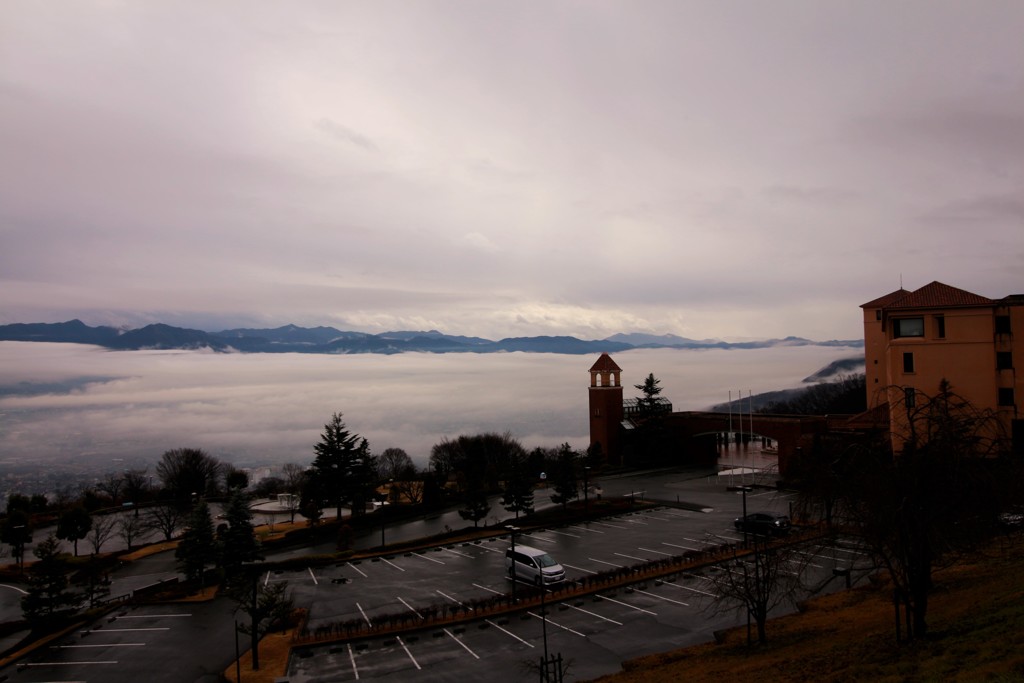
[
  {"xmin": 997, "ymin": 352, "xmax": 1013, "ymax": 370},
  {"xmin": 903, "ymin": 352, "xmax": 915, "ymax": 373},
  {"xmin": 904, "ymin": 387, "xmax": 916, "ymax": 408},
  {"xmin": 998, "ymin": 388, "xmax": 1015, "ymax": 407},
  {"xmin": 893, "ymin": 317, "xmax": 924, "ymax": 338},
  {"xmin": 876, "ymin": 310, "xmax": 882, "ymax": 321},
  {"xmin": 935, "ymin": 315, "xmax": 945, "ymax": 339},
  {"xmin": 996, "ymin": 316, "xmax": 1012, "ymax": 335}
]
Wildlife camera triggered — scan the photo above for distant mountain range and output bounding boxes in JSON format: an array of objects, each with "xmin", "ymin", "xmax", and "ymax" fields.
[{"xmin": 0, "ymin": 320, "xmax": 863, "ymax": 355}]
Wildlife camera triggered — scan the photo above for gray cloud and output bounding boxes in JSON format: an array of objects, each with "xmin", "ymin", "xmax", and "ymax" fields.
[
  {"xmin": 2, "ymin": 2, "xmax": 1022, "ymax": 341},
  {"xmin": 314, "ymin": 118, "xmax": 378, "ymax": 152}
]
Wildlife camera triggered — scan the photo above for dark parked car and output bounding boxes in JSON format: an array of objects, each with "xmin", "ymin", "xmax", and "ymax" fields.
[{"xmin": 734, "ymin": 512, "xmax": 791, "ymax": 536}]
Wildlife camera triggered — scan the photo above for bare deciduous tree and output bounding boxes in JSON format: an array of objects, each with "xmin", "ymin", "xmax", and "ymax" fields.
[
  {"xmin": 377, "ymin": 448, "xmax": 416, "ymax": 482},
  {"xmin": 707, "ymin": 536, "xmax": 809, "ymax": 644},
  {"xmin": 145, "ymin": 504, "xmax": 185, "ymax": 542},
  {"xmin": 87, "ymin": 514, "xmax": 117, "ymax": 555},
  {"xmin": 97, "ymin": 472, "xmax": 126, "ymax": 506},
  {"xmin": 280, "ymin": 463, "xmax": 307, "ymax": 524},
  {"xmin": 838, "ymin": 380, "xmax": 1009, "ymax": 642},
  {"xmin": 118, "ymin": 513, "xmax": 147, "ymax": 551},
  {"xmin": 156, "ymin": 448, "xmax": 223, "ymax": 501}
]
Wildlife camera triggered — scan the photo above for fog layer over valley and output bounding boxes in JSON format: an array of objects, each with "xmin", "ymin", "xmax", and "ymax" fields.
[{"xmin": 0, "ymin": 342, "xmax": 861, "ymax": 474}]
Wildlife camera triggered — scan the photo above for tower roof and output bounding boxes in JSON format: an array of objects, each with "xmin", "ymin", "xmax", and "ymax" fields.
[{"xmin": 589, "ymin": 353, "xmax": 621, "ymax": 373}]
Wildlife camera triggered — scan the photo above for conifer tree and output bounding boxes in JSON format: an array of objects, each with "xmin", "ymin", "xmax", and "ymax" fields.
[
  {"xmin": 549, "ymin": 443, "xmax": 580, "ymax": 509},
  {"xmin": 55, "ymin": 506, "xmax": 91, "ymax": 557},
  {"xmin": 219, "ymin": 488, "xmax": 261, "ymax": 577},
  {"xmin": 175, "ymin": 500, "xmax": 217, "ymax": 585},
  {"xmin": 311, "ymin": 412, "xmax": 372, "ymax": 520},
  {"xmin": 501, "ymin": 453, "xmax": 535, "ymax": 519},
  {"xmin": 21, "ymin": 535, "xmax": 80, "ymax": 628}
]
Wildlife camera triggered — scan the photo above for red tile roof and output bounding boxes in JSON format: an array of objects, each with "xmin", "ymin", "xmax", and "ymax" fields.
[
  {"xmin": 589, "ymin": 353, "xmax": 622, "ymax": 373},
  {"xmin": 885, "ymin": 281, "xmax": 994, "ymax": 309},
  {"xmin": 860, "ymin": 289, "xmax": 910, "ymax": 309}
]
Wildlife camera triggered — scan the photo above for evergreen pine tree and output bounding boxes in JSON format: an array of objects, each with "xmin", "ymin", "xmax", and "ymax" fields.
[
  {"xmin": 175, "ymin": 500, "xmax": 217, "ymax": 585},
  {"xmin": 21, "ymin": 535, "xmax": 81, "ymax": 628},
  {"xmin": 501, "ymin": 454, "xmax": 535, "ymax": 519},
  {"xmin": 549, "ymin": 443, "xmax": 580, "ymax": 509},
  {"xmin": 219, "ymin": 489, "xmax": 261, "ymax": 578}
]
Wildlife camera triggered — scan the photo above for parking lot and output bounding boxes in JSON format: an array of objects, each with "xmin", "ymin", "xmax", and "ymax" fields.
[
  {"xmin": 0, "ymin": 469, "xmax": 875, "ymax": 683},
  {"xmin": 280, "ymin": 486, "xmax": 874, "ymax": 682},
  {"xmin": 2, "ymin": 600, "xmax": 241, "ymax": 683}
]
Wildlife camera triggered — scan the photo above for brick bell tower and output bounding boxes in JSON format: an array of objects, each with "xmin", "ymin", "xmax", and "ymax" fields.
[{"xmin": 589, "ymin": 353, "xmax": 624, "ymax": 466}]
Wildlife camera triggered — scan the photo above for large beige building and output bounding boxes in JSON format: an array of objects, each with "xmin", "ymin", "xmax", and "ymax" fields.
[{"xmin": 861, "ymin": 281, "xmax": 1023, "ymax": 453}]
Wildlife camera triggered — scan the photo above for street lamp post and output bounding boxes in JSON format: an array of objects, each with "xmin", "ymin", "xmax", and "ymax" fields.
[
  {"xmin": 739, "ymin": 486, "xmax": 752, "ymax": 548},
  {"xmin": 234, "ymin": 621, "xmax": 242, "ymax": 682},
  {"xmin": 506, "ymin": 524, "xmax": 519, "ymax": 603},
  {"xmin": 583, "ymin": 466, "xmax": 591, "ymax": 514}
]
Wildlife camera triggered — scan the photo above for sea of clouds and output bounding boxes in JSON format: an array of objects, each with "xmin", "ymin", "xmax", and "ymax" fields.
[{"xmin": 0, "ymin": 342, "xmax": 862, "ymax": 471}]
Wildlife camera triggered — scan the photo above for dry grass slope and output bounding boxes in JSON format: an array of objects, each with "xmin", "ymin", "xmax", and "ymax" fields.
[{"xmin": 589, "ymin": 536, "xmax": 1024, "ymax": 683}]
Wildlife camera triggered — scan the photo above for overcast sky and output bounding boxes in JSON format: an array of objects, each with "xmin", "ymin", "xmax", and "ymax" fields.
[{"xmin": 2, "ymin": 2, "xmax": 1022, "ymax": 341}]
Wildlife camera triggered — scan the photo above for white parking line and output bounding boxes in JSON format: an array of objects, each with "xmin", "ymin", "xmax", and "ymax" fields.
[
  {"xmin": 638, "ymin": 547, "xmax": 673, "ymax": 556},
  {"xmin": 444, "ymin": 628, "xmax": 481, "ymax": 659},
  {"xmin": 562, "ymin": 563, "xmax": 597, "ymax": 575},
  {"xmin": 474, "ymin": 583, "xmax": 503, "ymax": 595},
  {"xmin": 588, "ymin": 558, "xmax": 625, "ymax": 568},
  {"xmin": 346, "ymin": 563, "xmax": 368, "ymax": 578},
  {"xmin": 0, "ymin": 583, "xmax": 27, "ymax": 594},
  {"xmin": 356, "ymin": 602, "xmax": 372, "ymax": 627},
  {"xmin": 54, "ymin": 643, "xmax": 146, "ymax": 648},
  {"xmin": 594, "ymin": 594, "xmax": 657, "ymax": 615},
  {"xmin": 380, "ymin": 557, "xmax": 406, "ymax": 572},
  {"xmin": 347, "ymin": 642, "xmax": 360, "ymax": 680},
  {"xmin": 525, "ymin": 534, "xmax": 556, "ymax": 544},
  {"xmin": 593, "ymin": 521, "xmax": 628, "ymax": 530},
  {"xmin": 25, "ymin": 660, "xmax": 117, "ymax": 666},
  {"xmin": 397, "ymin": 636, "xmax": 421, "ymax": 670},
  {"xmin": 476, "ymin": 544, "xmax": 504, "ymax": 553},
  {"xmin": 570, "ymin": 524, "xmax": 604, "ymax": 533},
  {"xmin": 397, "ymin": 597, "xmax": 424, "ymax": 619},
  {"xmin": 790, "ymin": 550, "xmax": 826, "ymax": 568},
  {"xmin": 545, "ymin": 529, "xmax": 581, "ymax": 538},
  {"xmin": 443, "ymin": 547, "xmax": 473, "ymax": 558},
  {"xmin": 408, "ymin": 552, "xmax": 446, "ymax": 565},
  {"xmin": 436, "ymin": 590, "xmax": 468, "ymax": 608},
  {"xmin": 308, "ymin": 567, "xmax": 319, "ymax": 584},
  {"xmin": 527, "ymin": 612, "xmax": 586, "ymax": 637},
  {"xmin": 664, "ymin": 578, "xmax": 718, "ymax": 598},
  {"xmin": 564, "ymin": 603, "xmax": 622, "ymax": 625},
  {"xmin": 264, "ymin": 570, "xmax": 271, "ymax": 586},
  {"xmin": 95, "ymin": 628, "xmax": 169, "ymax": 632},
  {"xmin": 634, "ymin": 589, "xmax": 689, "ymax": 607},
  {"xmin": 620, "ymin": 518, "xmax": 649, "ymax": 525},
  {"xmin": 614, "ymin": 552, "xmax": 649, "ymax": 562},
  {"xmin": 485, "ymin": 619, "xmax": 535, "ymax": 647},
  {"xmin": 662, "ymin": 542, "xmax": 700, "ymax": 552}
]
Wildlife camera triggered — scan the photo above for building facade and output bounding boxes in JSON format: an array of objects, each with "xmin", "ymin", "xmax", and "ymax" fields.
[{"xmin": 861, "ymin": 281, "xmax": 1023, "ymax": 453}]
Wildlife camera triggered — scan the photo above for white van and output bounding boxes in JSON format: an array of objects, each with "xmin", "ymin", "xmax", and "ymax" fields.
[{"xmin": 505, "ymin": 544, "xmax": 565, "ymax": 586}]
